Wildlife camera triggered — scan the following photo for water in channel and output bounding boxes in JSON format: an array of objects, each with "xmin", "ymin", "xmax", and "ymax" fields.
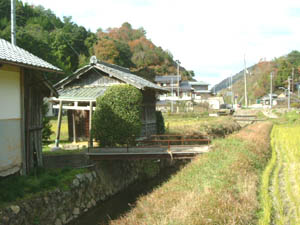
[{"xmin": 69, "ymin": 162, "xmax": 186, "ymax": 225}]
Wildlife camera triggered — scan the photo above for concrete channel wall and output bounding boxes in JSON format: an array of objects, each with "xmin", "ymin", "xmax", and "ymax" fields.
[{"xmin": 0, "ymin": 159, "xmax": 181, "ymax": 225}]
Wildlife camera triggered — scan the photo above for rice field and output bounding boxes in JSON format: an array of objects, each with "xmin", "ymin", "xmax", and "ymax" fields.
[{"xmin": 259, "ymin": 124, "xmax": 300, "ymax": 225}]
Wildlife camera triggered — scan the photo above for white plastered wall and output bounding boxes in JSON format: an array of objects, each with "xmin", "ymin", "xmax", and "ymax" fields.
[{"xmin": 0, "ymin": 65, "xmax": 22, "ymax": 176}]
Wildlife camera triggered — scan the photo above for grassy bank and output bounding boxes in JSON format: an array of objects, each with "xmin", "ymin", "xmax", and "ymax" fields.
[{"xmin": 111, "ymin": 122, "xmax": 272, "ymax": 225}]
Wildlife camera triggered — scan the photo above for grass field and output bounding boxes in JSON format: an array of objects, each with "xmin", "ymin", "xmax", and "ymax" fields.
[
  {"xmin": 43, "ymin": 116, "xmax": 89, "ymax": 154},
  {"xmin": 48, "ymin": 116, "xmax": 69, "ymax": 141},
  {"xmin": 259, "ymin": 124, "xmax": 300, "ymax": 225},
  {"xmin": 110, "ymin": 122, "xmax": 272, "ymax": 225},
  {"xmin": 163, "ymin": 113, "xmax": 239, "ymax": 137}
]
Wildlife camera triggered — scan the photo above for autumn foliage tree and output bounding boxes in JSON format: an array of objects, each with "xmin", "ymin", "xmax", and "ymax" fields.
[{"xmin": 93, "ymin": 22, "xmax": 194, "ymax": 80}]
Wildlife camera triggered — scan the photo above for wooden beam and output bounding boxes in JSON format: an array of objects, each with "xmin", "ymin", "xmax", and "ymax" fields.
[
  {"xmin": 50, "ymin": 97, "xmax": 96, "ymax": 103},
  {"xmin": 53, "ymin": 104, "xmax": 96, "ymax": 111},
  {"xmin": 72, "ymin": 111, "xmax": 77, "ymax": 144},
  {"xmin": 20, "ymin": 68, "xmax": 27, "ymax": 175},
  {"xmin": 55, "ymin": 100, "xmax": 63, "ymax": 148},
  {"xmin": 89, "ymin": 101, "xmax": 93, "ymax": 148}
]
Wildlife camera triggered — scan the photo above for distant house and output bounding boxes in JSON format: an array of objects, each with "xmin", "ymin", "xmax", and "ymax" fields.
[
  {"xmin": 260, "ymin": 94, "xmax": 278, "ymax": 106},
  {"xmin": 189, "ymin": 81, "xmax": 211, "ymax": 101},
  {"xmin": 0, "ymin": 38, "xmax": 61, "ymax": 176},
  {"xmin": 154, "ymin": 75, "xmax": 212, "ymax": 102},
  {"xmin": 51, "ymin": 56, "xmax": 166, "ymax": 146},
  {"xmin": 155, "ymin": 75, "xmax": 181, "ymax": 88}
]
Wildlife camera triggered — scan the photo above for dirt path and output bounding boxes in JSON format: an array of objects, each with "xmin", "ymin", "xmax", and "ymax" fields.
[{"xmin": 262, "ymin": 109, "xmax": 278, "ymax": 118}]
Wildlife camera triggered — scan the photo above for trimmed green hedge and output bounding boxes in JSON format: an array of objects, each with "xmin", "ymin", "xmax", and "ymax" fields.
[
  {"xmin": 92, "ymin": 84, "xmax": 143, "ymax": 147},
  {"xmin": 156, "ymin": 111, "xmax": 165, "ymax": 134}
]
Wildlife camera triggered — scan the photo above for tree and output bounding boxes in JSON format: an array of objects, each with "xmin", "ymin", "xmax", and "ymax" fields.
[
  {"xmin": 93, "ymin": 39, "xmax": 120, "ymax": 64},
  {"xmin": 275, "ymin": 58, "xmax": 292, "ymax": 87},
  {"xmin": 92, "ymin": 85, "xmax": 143, "ymax": 147}
]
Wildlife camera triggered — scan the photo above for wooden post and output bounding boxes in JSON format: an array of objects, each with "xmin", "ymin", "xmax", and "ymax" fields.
[
  {"xmin": 72, "ymin": 111, "xmax": 76, "ymax": 143},
  {"xmin": 55, "ymin": 100, "xmax": 63, "ymax": 148},
  {"xmin": 20, "ymin": 69, "xmax": 27, "ymax": 175},
  {"xmin": 89, "ymin": 101, "xmax": 93, "ymax": 148}
]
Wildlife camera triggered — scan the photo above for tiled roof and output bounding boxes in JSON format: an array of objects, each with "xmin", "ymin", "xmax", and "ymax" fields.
[
  {"xmin": 179, "ymin": 80, "xmax": 192, "ymax": 91},
  {"xmin": 56, "ymin": 58, "xmax": 167, "ymax": 93},
  {"xmin": 58, "ymin": 86, "xmax": 107, "ymax": 101},
  {"xmin": 0, "ymin": 38, "xmax": 61, "ymax": 72},
  {"xmin": 95, "ymin": 61, "xmax": 166, "ymax": 91},
  {"xmin": 155, "ymin": 75, "xmax": 181, "ymax": 83},
  {"xmin": 189, "ymin": 81, "xmax": 209, "ymax": 86}
]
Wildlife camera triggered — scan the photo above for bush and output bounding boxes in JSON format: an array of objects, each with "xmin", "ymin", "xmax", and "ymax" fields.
[
  {"xmin": 92, "ymin": 85, "xmax": 143, "ymax": 147},
  {"xmin": 291, "ymin": 102, "xmax": 300, "ymax": 108},
  {"xmin": 42, "ymin": 103, "xmax": 53, "ymax": 141},
  {"xmin": 156, "ymin": 111, "xmax": 165, "ymax": 134}
]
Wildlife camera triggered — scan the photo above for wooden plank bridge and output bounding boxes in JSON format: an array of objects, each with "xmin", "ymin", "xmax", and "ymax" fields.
[
  {"xmin": 233, "ymin": 114, "xmax": 265, "ymax": 124},
  {"xmin": 87, "ymin": 135, "xmax": 211, "ymax": 160}
]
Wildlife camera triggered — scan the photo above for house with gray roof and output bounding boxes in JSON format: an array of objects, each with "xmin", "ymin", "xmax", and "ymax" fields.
[
  {"xmin": 155, "ymin": 75, "xmax": 212, "ymax": 102},
  {"xmin": 0, "ymin": 38, "xmax": 62, "ymax": 176},
  {"xmin": 52, "ymin": 56, "xmax": 167, "ymax": 146}
]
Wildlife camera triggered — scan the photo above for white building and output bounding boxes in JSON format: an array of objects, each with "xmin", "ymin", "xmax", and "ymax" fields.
[
  {"xmin": 0, "ymin": 38, "xmax": 61, "ymax": 176},
  {"xmin": 155, "ymin": 76, "xmax": 212, "ymax": 102}
]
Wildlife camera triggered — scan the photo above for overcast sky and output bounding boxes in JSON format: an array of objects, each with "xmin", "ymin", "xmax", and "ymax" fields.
[{"xmin": 23, "ymin": 0, "xmax": 300, "ymax": 86}]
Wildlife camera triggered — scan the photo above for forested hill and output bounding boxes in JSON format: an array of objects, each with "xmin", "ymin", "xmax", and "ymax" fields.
[
  {"xmin": 213, "ymin": 51, "xmax": 300, "ymax": 103},
  {"xmin": 212, "ymin": 65, "xmax": 255, "ymax": 93},
  {"xmin": 0, "ymin": 0, "xmax": 194, "ymax": 83}
]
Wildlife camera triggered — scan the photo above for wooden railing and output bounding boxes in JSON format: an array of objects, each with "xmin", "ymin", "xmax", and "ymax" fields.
[{"xmin": 137, "ymin": 134, "xmax": 211, "ymax": 151}]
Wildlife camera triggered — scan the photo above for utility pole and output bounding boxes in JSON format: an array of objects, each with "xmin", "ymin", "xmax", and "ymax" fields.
[
  {"xmin": 270, "ymin": 72, "xmax": 273, "ymax": 108},
  {"xmin": 292, "ymin": 67, "xmax": 294, "ymax": 93},
  {"xmin": 244, "ymin": 55, "xmax": 248, "ymax": 108},
  {"xmin": 171, "ymin": 78, "xmax": 174, "ymax": 113},
  {"xmin": 288, "ymin": 76, "xmax": 291, "ymax": 110},
  {"xmin": 175, "ymin": 60, "xmax": 180, "ymax": 98},
  {"xmin": 11, "ymin": 0, "xmax": 16, "ymax": 45},
  {"xmin": 231, "ymin": 74, "xmax": 234, "ymax": 106}
]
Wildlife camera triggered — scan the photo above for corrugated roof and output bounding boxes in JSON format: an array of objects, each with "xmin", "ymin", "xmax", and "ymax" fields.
[
  {"xmin": 0, "ymin": 38, "xmax": 61, "ymax": 72},
  {"xmin": 155, "ymin": 75, "xmax": 182, "ymax": 83},
  {"xmin": 58, "ymin": 86, "xmax": 107, "ymax": 100}
]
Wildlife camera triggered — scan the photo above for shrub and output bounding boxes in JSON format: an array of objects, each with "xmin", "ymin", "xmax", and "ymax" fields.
[
  {"xmin": 42, "ymin": 103, "xmax": 53, "ymax": 141},
  {"xmin": 92, "ymin": 84, "xmax": 143, "ymax": 147},
  {"xmin": 156, "ymin": 111, "xmax": 165, "ymax": 134},
  {"xmin": 291, "ymin": 102, "xmax": 300, "ymax": 108}
]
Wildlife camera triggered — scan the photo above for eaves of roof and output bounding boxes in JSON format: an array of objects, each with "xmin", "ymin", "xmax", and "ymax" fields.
[
  {"xmin": 56, "ymin": 61, "xmax": 168, "ymax": 93},
  {"xmin": 0, "ymin": 38, "xmax": 62, "ymax": 74}
]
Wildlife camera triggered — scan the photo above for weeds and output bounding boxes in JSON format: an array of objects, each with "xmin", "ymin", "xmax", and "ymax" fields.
[
  {"xmin": 111, "ymin": 122, "xmax": 272, "ymax": 225},
  {"xmin": 0, "ymin": 167, "xmax": 87, "ymax": 206},
  {"xmin": 164, "ymin": 113, "xmax": 239, "ymax": 137}
]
